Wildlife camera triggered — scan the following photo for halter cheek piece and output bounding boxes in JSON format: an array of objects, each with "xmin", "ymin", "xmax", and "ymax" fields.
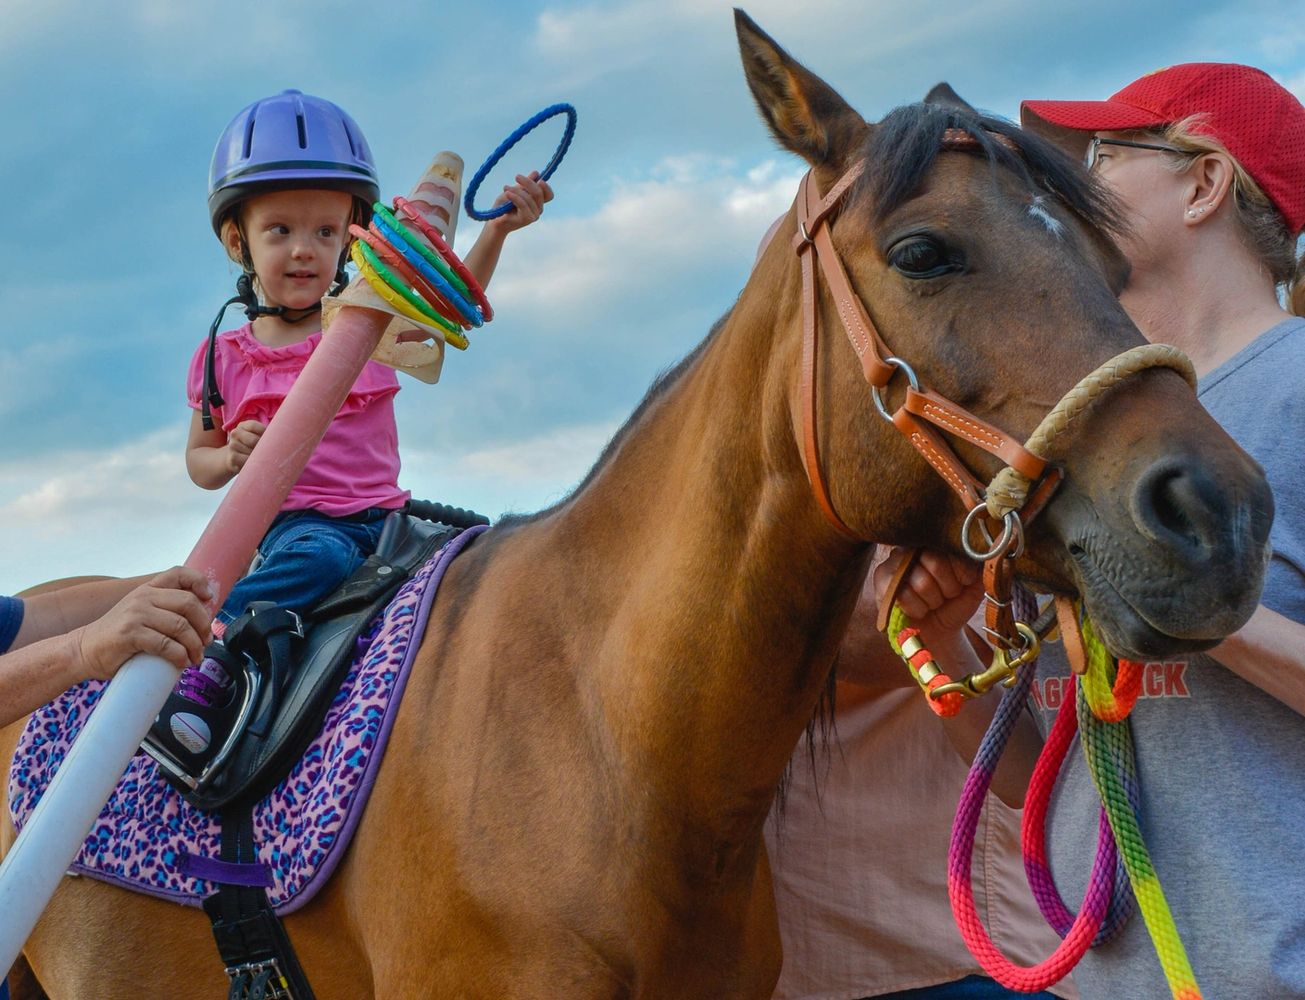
[{"xmin": 792, "ymin": 128, "xmax": 1197, "ymax": 664}]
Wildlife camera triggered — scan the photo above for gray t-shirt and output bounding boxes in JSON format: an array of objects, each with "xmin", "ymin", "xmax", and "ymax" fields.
[{"xmin": 1031, "ymin": 317, "xmax": 1305, "ymax": 998}]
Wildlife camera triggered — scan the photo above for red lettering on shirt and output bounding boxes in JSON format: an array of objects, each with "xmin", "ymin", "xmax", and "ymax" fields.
[
  {"xmin": 1163, "ymin": 660, "xmax": 1189, "ymax": 697},
  {"xmin": 1036, "ymin": 659, "xmax": 1191, "ymax": 715},
  {"xmin": 1135, "ymin": 660, "xmax": 1191, "ymax": 699}
]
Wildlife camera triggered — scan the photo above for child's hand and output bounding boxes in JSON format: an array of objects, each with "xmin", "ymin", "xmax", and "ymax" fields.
[
  {"xmin": 224, "ymin": 420, "xmax": 266, "ymax": 474},
  {"xmin": 484, "ymin": 171, "xmax": 554, "ymax": 235},
  {"xmin": 73, "ymin": 567, "xmax": 214, "ymax": 678}
]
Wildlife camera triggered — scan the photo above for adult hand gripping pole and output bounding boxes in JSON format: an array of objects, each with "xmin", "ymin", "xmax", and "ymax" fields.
[{"xmin": 0, "ymin": 299, "xmax": 395, "ymax": 973}]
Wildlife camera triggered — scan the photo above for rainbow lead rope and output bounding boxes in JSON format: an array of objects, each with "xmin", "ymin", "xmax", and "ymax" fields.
[
  {"xmin": 1077, "ymin": 619, "xmax": 1203, "ymax": 999},
  {"xmin": 948, "ymin": 625, "xmax": 1122, "ymax": 992},
  {"xmin": 886, "ymin": 603, "xmax": 963, "ymax": 717}
]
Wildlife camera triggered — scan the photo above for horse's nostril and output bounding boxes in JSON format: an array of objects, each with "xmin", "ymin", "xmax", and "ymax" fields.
[
  {"xmin": 1133, "ymin": 461, "xmax": 1221, "ymax": 556},
  {"xmin": 1152, "ymin": 470, "xmax": 1199, "ymax": 542}
]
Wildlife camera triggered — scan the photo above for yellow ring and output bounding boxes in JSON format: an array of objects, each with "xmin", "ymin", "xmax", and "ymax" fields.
[{"xmin": 350, "ymin": 243, "xmax": 470, "ymax": 351}]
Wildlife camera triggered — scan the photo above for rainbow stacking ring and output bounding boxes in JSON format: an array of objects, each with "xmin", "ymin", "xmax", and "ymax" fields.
[
  {"xmin": 395, "ymin": 196, "xmax": 494, "ymax": 322},
  {"xmin": 350, "ymin": 242, "xmax": 470, "ymax": 351},
  {"xmin": 464, "ymin": 102, "xmax": 576, "ymax": 222},
  {"xmin": 370, "ymin": 205, "xmax": 483, "ymax": 328}
]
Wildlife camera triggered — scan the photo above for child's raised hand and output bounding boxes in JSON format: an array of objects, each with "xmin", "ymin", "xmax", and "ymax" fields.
[
  {"xmin": 485, "ymin": 171, "xmax": 554, "ymax": 234},
  {"xmin": 73, "ymin": 567, "xmax": 214, "ymax": 678},
  {"xmin": 224, "ymin": 419, "xmax": 266, "ymax": 474}
]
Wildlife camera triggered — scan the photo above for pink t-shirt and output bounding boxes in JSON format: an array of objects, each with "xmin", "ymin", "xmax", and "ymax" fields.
[{"xmin": 187, "ymin": 325, "xmax": 410, "ymax": 517}]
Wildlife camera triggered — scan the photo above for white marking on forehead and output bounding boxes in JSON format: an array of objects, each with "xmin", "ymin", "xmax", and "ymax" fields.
[{"xmin": 1028, "ymin": 196, "xmax": 1067, "ymax": 238}]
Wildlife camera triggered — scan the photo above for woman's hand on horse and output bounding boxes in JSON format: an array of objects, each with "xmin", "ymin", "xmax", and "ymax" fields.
[
  {"xmin": 873, "ymin": 547, "xmax": 983, "ymax": 637},
  {"xmin": 72, "ymin": 567, "xmax": 214, "ymax": 678},
  {"xmin": 224, "ymin": 419, "xmax": 266, "ymax": 474},
  {"xmin": 485, "ymin": 172, "xmax": 554, "ymax": 234}
]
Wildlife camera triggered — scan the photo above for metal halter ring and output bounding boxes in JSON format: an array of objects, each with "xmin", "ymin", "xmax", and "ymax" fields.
[
  {"xmin": 961, "ymin": 503, "xmax": 1024, "ymax": 561},
  {"xmin": 871, "ymin": 357, "xmax": 921, "ymax": 422}
]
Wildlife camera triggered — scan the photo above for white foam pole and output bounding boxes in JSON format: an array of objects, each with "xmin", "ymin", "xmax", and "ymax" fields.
[
  {"xmin": 0, "ymin": 303, "xmax": 393, "ymax": 970},
  {"xmin": 0, "ymin": 155, "xmax": 465, "ymax": 969}
]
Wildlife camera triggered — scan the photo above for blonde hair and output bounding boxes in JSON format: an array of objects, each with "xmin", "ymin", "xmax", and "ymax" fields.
[
  {"xmin": 1153, "ymin": 116, "xmax": 1303, "ymax": 314},
  {"xmin": 218, "ymin": 213, "xmax": 253, "ymax": 271}
]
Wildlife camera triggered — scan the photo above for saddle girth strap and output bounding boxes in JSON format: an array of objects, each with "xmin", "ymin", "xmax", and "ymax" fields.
[{"xmin": 202, "ymin": 805, "xmax": 317, "ymax": 1000}]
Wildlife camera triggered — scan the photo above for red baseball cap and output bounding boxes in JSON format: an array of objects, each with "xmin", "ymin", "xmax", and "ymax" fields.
[{"xmin": 1021, "ymin": 63, "xmax": 1305, "ymax": 234}]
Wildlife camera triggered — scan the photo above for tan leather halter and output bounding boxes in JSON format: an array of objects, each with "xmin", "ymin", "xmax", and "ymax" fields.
[
  {"xmin": 790, "ymin": 130, "xmax": 1054, "ymax": 549},
  {"xmin": 790, "ymin": 129, "xmax": 1197, "ymax": 671}
]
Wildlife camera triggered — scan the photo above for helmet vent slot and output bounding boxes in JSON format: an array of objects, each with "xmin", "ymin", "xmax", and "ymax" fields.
[
  {"xmin": 242, "ymin": 113, "xmax": 256, "ymax": 159},
  {"xmin": 342, "ymin": 122, "xmax": 359, "ymax": 158},
  {"xmin": 296, "ymin": 112, "xmax": 308, "ymax": 149}
]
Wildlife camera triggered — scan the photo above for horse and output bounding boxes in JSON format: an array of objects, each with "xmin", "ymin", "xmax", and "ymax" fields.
[{"xmin": 3, "ymin": 11, "xmax": 1272, "ymax": 999}]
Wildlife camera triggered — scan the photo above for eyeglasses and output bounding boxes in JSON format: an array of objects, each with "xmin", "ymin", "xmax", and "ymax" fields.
[{"xmin": 1084, "ymin": 136, "xmax": 1183, "ymax": 171}]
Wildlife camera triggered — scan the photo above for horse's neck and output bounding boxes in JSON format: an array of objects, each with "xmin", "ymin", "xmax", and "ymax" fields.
[{"xmin": 545, "ymin": 274, "xmax": 870, "ymax": 864}]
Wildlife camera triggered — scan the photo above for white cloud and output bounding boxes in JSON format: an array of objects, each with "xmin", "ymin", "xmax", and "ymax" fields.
[
  {"xmin": 486, "ymin": 155, "xmax": 805, "ymax": 324},
  {"xmin": 0, "ymin": 426, "xmax": 219, "ymax": 593},
  {"xmin": 402, "ymin": 420, "xmax": 620, "ymax": 517},
  {"xmin": 0, "ymin": 418, "xmax": 621, "ymax": 595}
]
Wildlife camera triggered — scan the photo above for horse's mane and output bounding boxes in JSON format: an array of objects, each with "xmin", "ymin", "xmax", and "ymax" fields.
[{"xmin": 858, "ymin": 101, "xmax": 1127, "ymax": 238}]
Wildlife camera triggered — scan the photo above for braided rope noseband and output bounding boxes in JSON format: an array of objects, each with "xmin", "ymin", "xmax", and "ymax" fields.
[{"xmin": 983, "ymin": 343, "xmax": 1196, "ymax": 518}]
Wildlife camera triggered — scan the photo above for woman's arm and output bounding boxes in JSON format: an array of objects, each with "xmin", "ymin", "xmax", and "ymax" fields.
[
  {"xmin": 1210, "ymin": 603, "xmax": 1305, "ymax": 716},
  {"xmin": 1, "ymin": 567, "xmax": 213, "ymax": 728},
  {"xmin": 13, "ymin": 576, "xmax": 148, "ymax": 646}
]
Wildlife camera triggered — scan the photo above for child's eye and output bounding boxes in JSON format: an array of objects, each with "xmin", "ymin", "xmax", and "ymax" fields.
[{"xmin": 317, "ymin": 226, "xmax": 335, "ymax": 238}]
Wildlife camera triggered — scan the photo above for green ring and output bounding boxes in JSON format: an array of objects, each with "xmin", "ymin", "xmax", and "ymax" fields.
[
  {"xmin": 353, "ymin": 240, "xmax": 461, "ymax": 337},
  {"xmin": 371, "ymin": 203, "xmax": 472, "ymax": 299}
]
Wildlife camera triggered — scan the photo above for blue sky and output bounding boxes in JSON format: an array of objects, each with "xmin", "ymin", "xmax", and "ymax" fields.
[{"xmin": 0, "ymin": 0, "xmax": 1300, "ymax": 592}]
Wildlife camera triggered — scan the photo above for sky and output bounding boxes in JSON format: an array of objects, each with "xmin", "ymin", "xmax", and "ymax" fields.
[{"xmin": 0, "ymin": 0, "xmax": 1301, "ymax": 593}]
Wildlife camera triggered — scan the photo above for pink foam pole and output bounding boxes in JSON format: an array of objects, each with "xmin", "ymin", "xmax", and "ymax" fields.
[
  {"xmin": 0, "ymin": 304, "xmax": 392, "ymax": 969},
  {"xmin": 186, "ymin": 306, "xmax": 392, "ymax": 599}
]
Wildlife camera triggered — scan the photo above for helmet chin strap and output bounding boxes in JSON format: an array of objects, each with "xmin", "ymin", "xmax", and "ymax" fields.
[
  {"xmin": 236, "ymin": 272, "xmax": 323, "ymax": 324},
  {"xmin": 200, "ymin": 264, "xmax": 349, "ymax": 431}
]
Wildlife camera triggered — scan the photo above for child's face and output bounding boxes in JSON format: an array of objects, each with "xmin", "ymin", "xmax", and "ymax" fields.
[{"xmin": 238, "ymin": 189, "xmax": 353, "ymax": 310}]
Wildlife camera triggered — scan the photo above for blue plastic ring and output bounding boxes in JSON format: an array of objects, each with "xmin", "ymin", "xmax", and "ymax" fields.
[
  {"xmin": 464, "ymin": 103, "xmax": 576, "ymax": 221},
  {"xmin": 372, "ymin": 215, "xmax": 482, "ymax": 328}
]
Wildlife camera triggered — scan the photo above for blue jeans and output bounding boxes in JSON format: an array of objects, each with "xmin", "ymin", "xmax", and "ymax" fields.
[
  {"xmin": 218, "ymin": 508, "xmax": 389, "ymax": 626},
  {"xmin": 871, "ymin": 976, "xmax": 1059, "ymax": 998}
]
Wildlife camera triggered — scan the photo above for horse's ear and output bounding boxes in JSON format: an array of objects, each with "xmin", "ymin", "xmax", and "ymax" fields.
[
  {"xmin": 924, "ymin": 82, "xmax": 977, "ymax": 114},
  {"xmin": 735, "ymin": 9, "xmax": 867, "ymax": 169}
]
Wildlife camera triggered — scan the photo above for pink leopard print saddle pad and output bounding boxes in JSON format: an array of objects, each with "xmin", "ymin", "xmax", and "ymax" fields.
[{"xmin": 7, "ymin": 524, "xmax": 484, "ymax": 915}]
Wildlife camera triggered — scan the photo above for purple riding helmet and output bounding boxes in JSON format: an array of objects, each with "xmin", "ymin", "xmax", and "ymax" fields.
[
  {"xmin": 200, "ymin": 90, "xmax": 381, "ymax": 430},
  {"xmin": 207, "ymin": 88, "xmax": 380, "ymax": 234}
]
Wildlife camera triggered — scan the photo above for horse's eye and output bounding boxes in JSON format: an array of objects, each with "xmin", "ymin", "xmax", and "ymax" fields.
[{"xmin": 888, "ymin": 237, "xmax": 954, "ymax": 278}]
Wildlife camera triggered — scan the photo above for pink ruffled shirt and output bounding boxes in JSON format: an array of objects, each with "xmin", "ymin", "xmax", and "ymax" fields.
[{"xmin": 187, "ymin": 325, "xmax": 410, "ymax": 517}]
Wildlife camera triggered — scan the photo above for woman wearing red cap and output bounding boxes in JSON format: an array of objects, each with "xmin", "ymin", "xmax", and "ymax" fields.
[{"xmin": 886, "ymin": 63, "xmax": 1305, "ymax": 998}]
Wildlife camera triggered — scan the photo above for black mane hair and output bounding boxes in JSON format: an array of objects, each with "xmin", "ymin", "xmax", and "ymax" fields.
[{"xmin": 858, "ymin": 100, "xmax": 1127, "ymax": 237}]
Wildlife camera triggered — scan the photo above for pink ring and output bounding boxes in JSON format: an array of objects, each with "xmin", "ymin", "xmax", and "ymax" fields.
[{"xmin": 393, "ymin": 196, "xmax": 494, "ymax": 322}]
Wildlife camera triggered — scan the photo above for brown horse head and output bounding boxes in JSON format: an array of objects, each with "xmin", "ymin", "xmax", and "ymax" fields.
[{"xmin": 735, "ymin": 10, "xmax": 1270, "ymax": 659}]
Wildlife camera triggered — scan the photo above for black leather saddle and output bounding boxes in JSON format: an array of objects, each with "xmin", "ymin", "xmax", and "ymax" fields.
[{"xmin": 179, "ymin": 503, "xmax": 483, "ymax": 811}]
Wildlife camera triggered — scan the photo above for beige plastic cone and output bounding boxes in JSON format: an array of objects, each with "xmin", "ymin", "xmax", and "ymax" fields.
[{"xmin": 322, "ymin": 151, "xmax": 465, "ymax": 384}]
